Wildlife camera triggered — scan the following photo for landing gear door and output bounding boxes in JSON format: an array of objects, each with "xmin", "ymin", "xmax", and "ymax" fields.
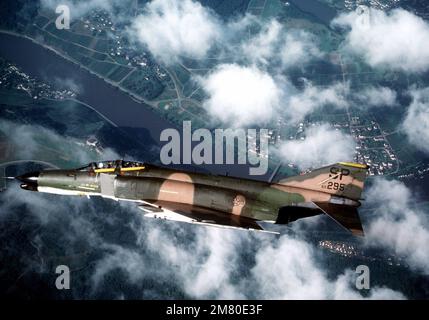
[{"xmin": 99, "ymin": 173, "xmax": 116, "ymax": 198}]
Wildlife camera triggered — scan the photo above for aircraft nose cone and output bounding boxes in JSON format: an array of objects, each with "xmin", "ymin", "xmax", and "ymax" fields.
[{"xmin": 16, "ymin": 171, "xmax": 40, "ymax": 191}]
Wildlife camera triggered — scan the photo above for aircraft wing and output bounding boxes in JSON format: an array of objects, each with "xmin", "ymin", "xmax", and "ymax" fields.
[
  {"xmin": 313, "ymin": 202, "xmax": 364, "ymax": 236},
  {"xmin": 138, "ymin": 200, "xmax": 277, "ymax": 233}
]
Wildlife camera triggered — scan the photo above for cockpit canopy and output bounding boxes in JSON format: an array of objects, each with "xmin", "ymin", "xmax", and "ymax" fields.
[{"xmin": 77, "ymin": 160, "xmax": 145, "ymax": 172}]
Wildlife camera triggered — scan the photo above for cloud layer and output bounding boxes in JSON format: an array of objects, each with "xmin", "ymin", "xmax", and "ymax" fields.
[
  {"xmin": 402, "ymin": 87, "xmax": 429, "ymax": 154},
  {"xmin": 287, "ymin": 81, "xmax": 349, "ymax": 123},
  {"xmin": 277, "ymin": 124, "xmax": 356, "ymax": 169},
  {"xmin": 0, "ymin": 179, "xmax": 409, "ymax": 299},
  {"xmin": 356, "ymin": 86, "xmax": 398, "ymax": 108},
  {"xmin": 130, "ymin": 0, "xmax": 221, "ymax": 63},
  {"xmin": 0, "ymin": 120, "xmax": 119, "ymax": 164},
  {"xmin": 199, "ymin": 64, "xmax": 284, "ymax": 127},
  {"xmin": 365, "ymin": 178, "xmax": 429, "ymax": 274},
  {"xmin": 333, "ymin": 8, "xmax": 429, "ymax": 72},
  {"xmin": 198, "ymin": 67, "xmax": 352, "ymax": 127},
  {"xmin": 241, "ymin": 20, "xmax": 322, "ymax": 69}
]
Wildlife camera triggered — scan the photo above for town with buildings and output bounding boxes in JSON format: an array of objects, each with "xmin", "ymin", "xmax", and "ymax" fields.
[{"xmin": 0, "ymin": 61, "xmax": 77, "ymax": 100}]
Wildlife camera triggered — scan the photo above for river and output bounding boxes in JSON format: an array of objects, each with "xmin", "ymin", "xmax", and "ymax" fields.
[
  {"xmin": 0, "ymin": 32, "xmax": 266, "ymax": 179},
  {"xmin": 288, "ymin": 0, "xmax": 337, "ymax": 26},
  {"xmin": 0, "ymin": 32, "xmax": 173, "ymax": 140}
]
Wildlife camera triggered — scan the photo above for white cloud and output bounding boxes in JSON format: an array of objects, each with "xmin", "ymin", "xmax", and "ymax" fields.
[
  {"xmin": 251, "ymin": 236, "xmax": 328, "ymax": 299},
  {"xmin": 356, "ymin": 86, "xmax": 397, "ymax": 107},
  {"xmin": 0, "ymin": 180, "xmax": 408, "ymax": 299},
  {"xmin": 287, "ymin": 81, "xmax": 349, "ymax": 123},
  {"xmin": 241, "ymin": 20, "xmax": 322, "ymax": 69},
  {"xmin": 130, "ymin": 0, "xmax": 221, "ymax": 63},
  {"xmin": 365, "ymin": 178, "xmax": 429, "ymax": 274},
  {"xmin": 402, "ymin": 87, "xmax": 429, "ymax": 154},
  {"xmin": 0, "ymin": 185, "xmax": 59, "ymax": 225},
  {"xmin": 0, "ymin": 120, "xmax": 119, "ymax": 164},
  {"xmin": 146, "ymin": 226, "xmax": 246, "ymax": 299},
  {"xmin": 277, "ymin": 124, "xmax": 356, "ymax": 169},
  {"xmin": 144, "ymin": 224, "xmax": 405, "ymax": 299},
  {"xmin": 198, "ymin": 66, "xmax": 349, "ymax": 128},
  {"xmin": 331, "ymin": 270, "xmax": 405, "ymax": 299},
  {"xmin": 280, "ymin": 31, "xmax": 322, "ymax": 68},
  {"xmin": 241, "ymin": 20, "xmax": 282, "ymax": 66},
  {"xmin": 251, "ymin": 236, "xmax": 405, "ymax": 299},
  {"xmin": 333, "ymin": 8, "xmax": 429, "ymax": 72},
  {"xmin": 199, "ymin": 64, "xmax": 284, "ymax": 127},
  {"xmin": 43, "ymin": 0, "xmax": 322, "ymax": 69},
  {"xmin": 91, "ymin": 244, "xmax": 146, "ymax": 288}
]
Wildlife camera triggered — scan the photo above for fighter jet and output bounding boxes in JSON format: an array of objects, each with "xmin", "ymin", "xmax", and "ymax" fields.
[{"xmin": 16, "ymin": 160, "xmax": 369, "ymax": 235}]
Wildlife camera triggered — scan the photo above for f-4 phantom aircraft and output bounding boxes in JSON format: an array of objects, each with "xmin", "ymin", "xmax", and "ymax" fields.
[{"xmin": 16, "ymin": 160, "xmax": 369, "ymax": 235}]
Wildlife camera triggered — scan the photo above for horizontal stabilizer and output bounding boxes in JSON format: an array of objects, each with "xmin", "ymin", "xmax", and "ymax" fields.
[{"xmin": 313, "ymin": 202, "xmax": 364, "ymax": 236}]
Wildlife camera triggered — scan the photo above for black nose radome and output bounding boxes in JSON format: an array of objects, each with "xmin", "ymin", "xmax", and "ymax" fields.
[{"xmin": 16, "ymin": 171, "xmax": 39, "ymax": 191}]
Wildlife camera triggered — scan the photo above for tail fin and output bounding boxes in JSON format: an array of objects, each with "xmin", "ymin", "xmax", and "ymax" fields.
[{"xmin": 279, "ymin": 162, "xmax": 369, "ymax": 201}]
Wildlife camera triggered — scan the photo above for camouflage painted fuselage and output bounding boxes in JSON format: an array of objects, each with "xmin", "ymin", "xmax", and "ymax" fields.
[{"xmin": 18, "ymin": 161, "xmax": 368, "ymax": 234}]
